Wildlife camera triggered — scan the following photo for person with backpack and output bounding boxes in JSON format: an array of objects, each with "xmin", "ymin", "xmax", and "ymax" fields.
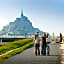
[{"xmin": 34, "ymin": 32, "xmax": 40, "ymax": 56}]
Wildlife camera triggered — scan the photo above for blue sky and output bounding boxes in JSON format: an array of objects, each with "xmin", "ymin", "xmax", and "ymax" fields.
[{"xmin": 0, "ymin": 0, "xmax": 64, "ymax": 35}]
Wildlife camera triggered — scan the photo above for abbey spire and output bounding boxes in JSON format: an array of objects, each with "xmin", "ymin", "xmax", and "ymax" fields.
[{"xmin": 21, "ymin": 10, "xmax": 23, "ymax": 17}]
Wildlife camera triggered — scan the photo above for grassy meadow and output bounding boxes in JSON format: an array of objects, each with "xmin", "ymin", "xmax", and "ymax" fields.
[{"xmin": 0, "ymin": 38, "xmax": 33, "ymax": 64}]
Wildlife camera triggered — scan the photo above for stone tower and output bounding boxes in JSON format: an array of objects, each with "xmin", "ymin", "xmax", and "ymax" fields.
[{"xmin": 21, "ymin": 10, "xmax": 23, "ymax": 17}]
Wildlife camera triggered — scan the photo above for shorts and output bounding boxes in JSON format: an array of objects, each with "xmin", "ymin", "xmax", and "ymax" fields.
[{"xmin": 35, "ymin": 44, "xmax": 39, "ymax": 48}]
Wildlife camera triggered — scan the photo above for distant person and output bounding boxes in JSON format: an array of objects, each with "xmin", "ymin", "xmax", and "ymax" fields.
[
  {"xmin": 51, "ymin": 33, "xmax": 55, "ymax": 43},
  {"xmin": 46, "ymin": 33, "xmax": 49, "ymax": 38},
  {"xmin": 52, "ymin": 33, "xmax": 55, "ymax": 38},
  {"xmin": 60, "ymin": 33, "xmax": 62, "ymax": 43},
  {"xmin": 46, "ymin": 33, "xmax": 49, "ymax": 43},
  {"xmin": 41, "ymin": 33, "xmax": 47, "ymax": 55},
  {"xmin": 34, "ymin": 32, "xmax": 40, "ymax": 56}
]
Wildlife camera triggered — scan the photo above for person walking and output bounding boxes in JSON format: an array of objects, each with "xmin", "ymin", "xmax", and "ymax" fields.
[
  {"xmin": 46, "ymin": 33, "xmax": 49, "ymax": 38},
  {"xmin": 60, "ymin": 33, "xmax": 62, "ymax": 43},
  {"xmin": 34, "ymin": 32, "xmax": 40, "ymax": 56},
  {"xmin": 46, "ymin": 33, "xmax": 49, "ymax": 43},
  {"xmin": 41, "ymin": 33, "xmax": 47, "ymax": 55},
  {"xmin": 51, "ymin": 33, "xmax": 56, "ymax": 43},
  {"xmin": 52, "ymin": 33, "xmax": 55, "ymax": 40}
]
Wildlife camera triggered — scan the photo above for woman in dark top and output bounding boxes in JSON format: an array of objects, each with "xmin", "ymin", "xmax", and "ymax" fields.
[{"xmin": 41, "ymin": 33, "xmax": 47, "ymax": 55}]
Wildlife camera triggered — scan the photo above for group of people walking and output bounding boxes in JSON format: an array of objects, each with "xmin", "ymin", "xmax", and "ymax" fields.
[
  {"xmin": 34, "ymin": 32, "xmax": 50, "ymax": 56},
  {"xmin": 34, "ymin": 32, "xmax": 63, "ymax": 56}
]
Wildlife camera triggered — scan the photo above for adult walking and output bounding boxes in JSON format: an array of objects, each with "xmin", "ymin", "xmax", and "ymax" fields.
[
  {"xmin": 46, "ymin": 33, "xmax": 49, "ymax": 43},
  {"xmin": 51, "ymin": 33, "xmax": 56, "ymax": 43},
  {"xmin": 34, "ymin": 32, "xmax": 40, "ymax": 56},
  {"xmin": 60, "ymin": 33, "xmax": 62, "ymax": 43},
  {"xmin": 41, "ymin": 33, "xmax": 47, "ymax": 55},
  {"xmin": 52, "ymin": 33, "xmax": 55, "ymax": 40},
  {"xmin": 46, "ymin": 33, "xmax": 49, "ymax": 38}
]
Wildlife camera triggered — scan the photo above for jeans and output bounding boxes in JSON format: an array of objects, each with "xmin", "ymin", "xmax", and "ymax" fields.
[{"xmin": 41, "ymin": 46, "xmax": 46, "ymax": 55}]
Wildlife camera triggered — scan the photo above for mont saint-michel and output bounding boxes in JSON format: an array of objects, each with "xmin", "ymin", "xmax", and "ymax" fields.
[{"xmin": 0, "ymin": 11, "xmax": 43, "ymax": 35}]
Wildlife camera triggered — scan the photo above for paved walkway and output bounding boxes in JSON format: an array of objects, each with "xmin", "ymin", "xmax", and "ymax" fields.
[
  {"xmin": 60, "ymin": 43, "xmax": 64, "ymax": 64},
  {"xmin": 3, "ymin": 42, "xmax": 59, "ymax": 64}
]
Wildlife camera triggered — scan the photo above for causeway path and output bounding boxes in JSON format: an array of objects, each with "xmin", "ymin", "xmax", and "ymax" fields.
[{"xmin": 3, "ymin": 42, "xmax": 59, "ymax": 64}]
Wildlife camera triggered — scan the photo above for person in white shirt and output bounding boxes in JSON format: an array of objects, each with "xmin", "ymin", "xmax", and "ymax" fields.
[{"xmin": 34, "ymin": 32, "xmax": 40, "ymax": 56}]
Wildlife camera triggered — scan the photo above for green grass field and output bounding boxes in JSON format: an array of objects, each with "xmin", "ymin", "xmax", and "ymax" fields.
[
  {"xmin": 0, "ymin": 38, "xmax": 33, "ymax": 64},
  {"xmin": 0, "ymin": 38, "xmax": 33, "ymax": 55}
]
